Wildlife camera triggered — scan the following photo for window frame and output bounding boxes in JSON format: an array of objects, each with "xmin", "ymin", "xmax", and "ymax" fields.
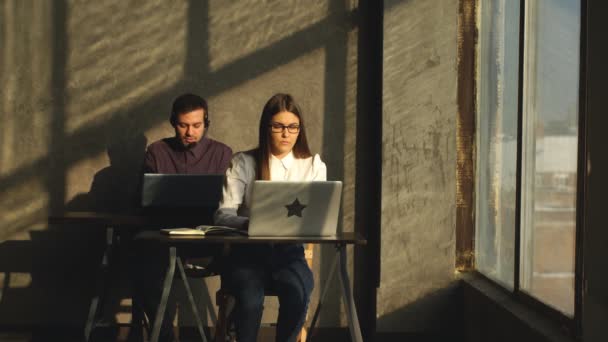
[{"xmin": 456, "ymin": 0, "xmax": 588, "ymax": 338}]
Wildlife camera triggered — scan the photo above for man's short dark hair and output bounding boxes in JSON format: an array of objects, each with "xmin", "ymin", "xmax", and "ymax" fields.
[{"xmin": 170, "ymin": 93, "xmax": 210, "ymax": 127}]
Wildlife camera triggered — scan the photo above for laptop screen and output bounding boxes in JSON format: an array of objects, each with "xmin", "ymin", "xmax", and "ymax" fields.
[
  {"xmin": 141, "ymin": 173, "xmax": 224, "ymax": 208},
  {"xmin": 247, "ymin": 181, "xmax": 342, "ymax": 237}
]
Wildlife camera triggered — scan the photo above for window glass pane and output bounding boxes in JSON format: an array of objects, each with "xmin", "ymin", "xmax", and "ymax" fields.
[
  {"xmin": 475, "ymin": 0, "xmax": 520, "ymax": 289},
  {"xmin": 520, "ymin": 0, "xmax": 580, "ymax": 316}
]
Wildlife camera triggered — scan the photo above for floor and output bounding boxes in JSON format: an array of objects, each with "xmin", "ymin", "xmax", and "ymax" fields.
[{"xmin": 0, "ymin": 326, "xmax": 291, "ymax": 342}]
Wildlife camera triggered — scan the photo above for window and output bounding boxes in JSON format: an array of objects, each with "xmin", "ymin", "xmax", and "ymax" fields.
[
  {"xmin": 475, "ymin": 0, "xmax": 520, "ymax": 289},
  {"xmin": 475, "ymin": 0, "xmax": 581, "ymax": 319},
  {"xmin": 520, "ymin": 0, "xmax": 580, "ymax": 316}
]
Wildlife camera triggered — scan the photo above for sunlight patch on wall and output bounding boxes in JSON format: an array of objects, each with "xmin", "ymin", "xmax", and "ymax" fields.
[
  {"xmin": 65, "ymin": 151, "xmax": 107, "ymax": 204},
  {"xmin": 208, "ymin": 0, "xmax": 329, "ymax": 72},
  {"xmin": 0, "ymin": 273, "xmax": 32, "ymax": 289},
  {"xmin": 144, "ymin": 124, "xmax": 175, "ymax": 150},
  {"xmin": 379, "ymin": 0, "xmax": 458, "ymax": 324},
  {"xmin": 207, "ymin": 47, "xmax": 326, "ymax": 154},
  {"xmin": 341, "ymin": 28, "xmax": 359, "ymax": 236},
  {"xmin": 1, "ymin": 0, "xmax": 53, "ymax": 176},
  {"xmin": 0, "ymin": 178, "xmax": 48, "ymax": 241},
  {"xmin": 64, "ymin": 0, "xmax": 187, "ymax": 134}
]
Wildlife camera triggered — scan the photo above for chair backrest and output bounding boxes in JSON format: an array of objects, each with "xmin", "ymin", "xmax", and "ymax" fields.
[{"xmin": 304, "ymin": 243, "xmax": 314, "ymax": 267}]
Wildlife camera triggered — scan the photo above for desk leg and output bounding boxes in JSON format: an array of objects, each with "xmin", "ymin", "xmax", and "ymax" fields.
[
  {"xmin": 151, "ymin": 247, "xmax": 177, "ymax": 342},
  {"xmin": 308, "ymin": 254, "xmax": 338, "ymax": 335},
  {"xmin": 176, "ymin": 256, "xmax": 208, "ymax": 342},
  {"xmin": 84, "ymin": 226, "xmax": 114, "ymax": 342},
  {"xmin": 84, "ymin": 291, "xmax": 100, "ymax": 342},
  {"xmin": 337, "ymin": 245, "xmax": 363, "ymax": 342}
]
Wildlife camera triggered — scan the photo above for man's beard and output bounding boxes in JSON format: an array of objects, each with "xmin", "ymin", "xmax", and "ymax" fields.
[
  {"xmin": 179, "ymin": 137, "xmax": 198, "ymax": 149},
  {"xmin": 183, "ymin": 141, "xmax": 197, "ymax": 149}
]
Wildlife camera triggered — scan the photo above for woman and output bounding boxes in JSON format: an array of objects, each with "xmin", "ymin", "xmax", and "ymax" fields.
[{"xmin": 215, "ymin": 93, "xmax": 326, "ymax": 342}]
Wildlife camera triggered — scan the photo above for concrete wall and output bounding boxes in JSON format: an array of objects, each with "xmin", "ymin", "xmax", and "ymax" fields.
[
  {"xmin": 0, "ymin": 0, "xmax": 358, "ymax": 328},
  {"xmin": 0, "ymin": 0, "xmax": 474, "ymax": 337},
  {"xmin": 380, "ymin": 0, "xmax": 460, "ymax": 335}
]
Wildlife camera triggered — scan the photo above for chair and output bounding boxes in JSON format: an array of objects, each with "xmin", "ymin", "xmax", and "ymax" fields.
[{"xmin": 214, "ymin": 244, "xmax": 315, "ymax": 342}]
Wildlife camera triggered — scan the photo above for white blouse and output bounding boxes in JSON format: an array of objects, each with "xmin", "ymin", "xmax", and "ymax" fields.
[{"xmin": 214, "ymin": 151, "xmax": 327, "ymax": 229}]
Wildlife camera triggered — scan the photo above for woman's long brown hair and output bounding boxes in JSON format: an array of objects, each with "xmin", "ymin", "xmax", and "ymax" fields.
[{"xmin": 252, "ymin": 93, "xmax": 312, "ymax": 180}]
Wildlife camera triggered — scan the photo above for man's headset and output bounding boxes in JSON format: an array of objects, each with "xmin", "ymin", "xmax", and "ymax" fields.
[{"xmin": 169, "ymin": 108, "xmax": 210, "ymax": 128}]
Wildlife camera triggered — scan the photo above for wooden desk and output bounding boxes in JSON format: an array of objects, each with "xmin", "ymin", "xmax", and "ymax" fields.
[
  {"xmin": 48, "ymin": 211, "xmax": 215, "ymax": 342},
  {"xmin": 136, "ymin": 231, "xmax": 366, "ymax": 342},
  {"xmin": 48, "ymin": 212, "xmax": 367, "ymax": 342},
  {"xmin": 48, "ymin": 210, "xmax": 214, "ymax": 227}
]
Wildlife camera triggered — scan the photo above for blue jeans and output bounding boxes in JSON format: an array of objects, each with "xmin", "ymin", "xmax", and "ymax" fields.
[{"xmin": 222, "ymin": 244, "xmax": 314, "ymax": 342}]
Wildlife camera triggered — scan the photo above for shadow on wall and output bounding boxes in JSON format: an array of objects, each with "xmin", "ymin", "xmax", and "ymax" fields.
[
  {"xmin": 67, "ymin": 134, "xmax": 147, "ymax": 213},
  {"xmin": 0, "ymin": 0, "xmax": 355, "ymax": 333},
  {"xmin": 0, "ymin": 135, "xmax": 147, "ymax": 329}
]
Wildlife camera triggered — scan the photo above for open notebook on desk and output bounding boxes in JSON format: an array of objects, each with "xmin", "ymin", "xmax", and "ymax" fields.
[{"xmin": 161, "ymin": 225, "xmax": 247, "ymax": 236}]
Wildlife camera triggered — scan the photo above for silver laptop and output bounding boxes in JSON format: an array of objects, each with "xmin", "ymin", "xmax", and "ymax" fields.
[
  {"xmin": 141, "ymin": 173, "xmax": 224, "ymax": 207},
  {"xmin": 247, "ymin": 181, "xmax": 342, "ymax": 237}
]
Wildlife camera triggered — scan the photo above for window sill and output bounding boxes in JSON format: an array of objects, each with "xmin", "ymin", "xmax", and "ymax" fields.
[{"xmin": 459, "ymin": 272, "xmax": 577, "ymax": 342}]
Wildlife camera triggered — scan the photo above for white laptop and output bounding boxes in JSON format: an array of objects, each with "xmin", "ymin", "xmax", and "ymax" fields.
[
  {"xmin": 247, "ymin": 181, "xmax": 342, "ymax": 237},
  {"xmin": 141, "ymin": 173, "xmax": 224, "ymax": 207}
]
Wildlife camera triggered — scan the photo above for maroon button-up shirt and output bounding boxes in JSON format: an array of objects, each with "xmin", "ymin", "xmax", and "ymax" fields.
[{"xmin": 144, "ymin": 136, "xmax": 232, "ymax": 174}]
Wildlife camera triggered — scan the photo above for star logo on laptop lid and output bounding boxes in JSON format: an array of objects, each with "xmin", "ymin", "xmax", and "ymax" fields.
[{"xmin": 285, "ymin": 198, "xmax": 307, "ymax": 218}]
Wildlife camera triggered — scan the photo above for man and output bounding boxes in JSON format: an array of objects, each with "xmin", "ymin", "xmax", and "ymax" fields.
[
  {"xmin": 144, "ymin": 93, "xmax": 231, "ymax": 174},
  {"xmin": 134, "ymin": 93, "xmax": 232, "ymax": 342}
]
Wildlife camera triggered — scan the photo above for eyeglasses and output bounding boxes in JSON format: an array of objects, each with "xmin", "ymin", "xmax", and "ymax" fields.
[{"xmin": 269, "ymin": 122, "xmax": 300, "ymax": 134}]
